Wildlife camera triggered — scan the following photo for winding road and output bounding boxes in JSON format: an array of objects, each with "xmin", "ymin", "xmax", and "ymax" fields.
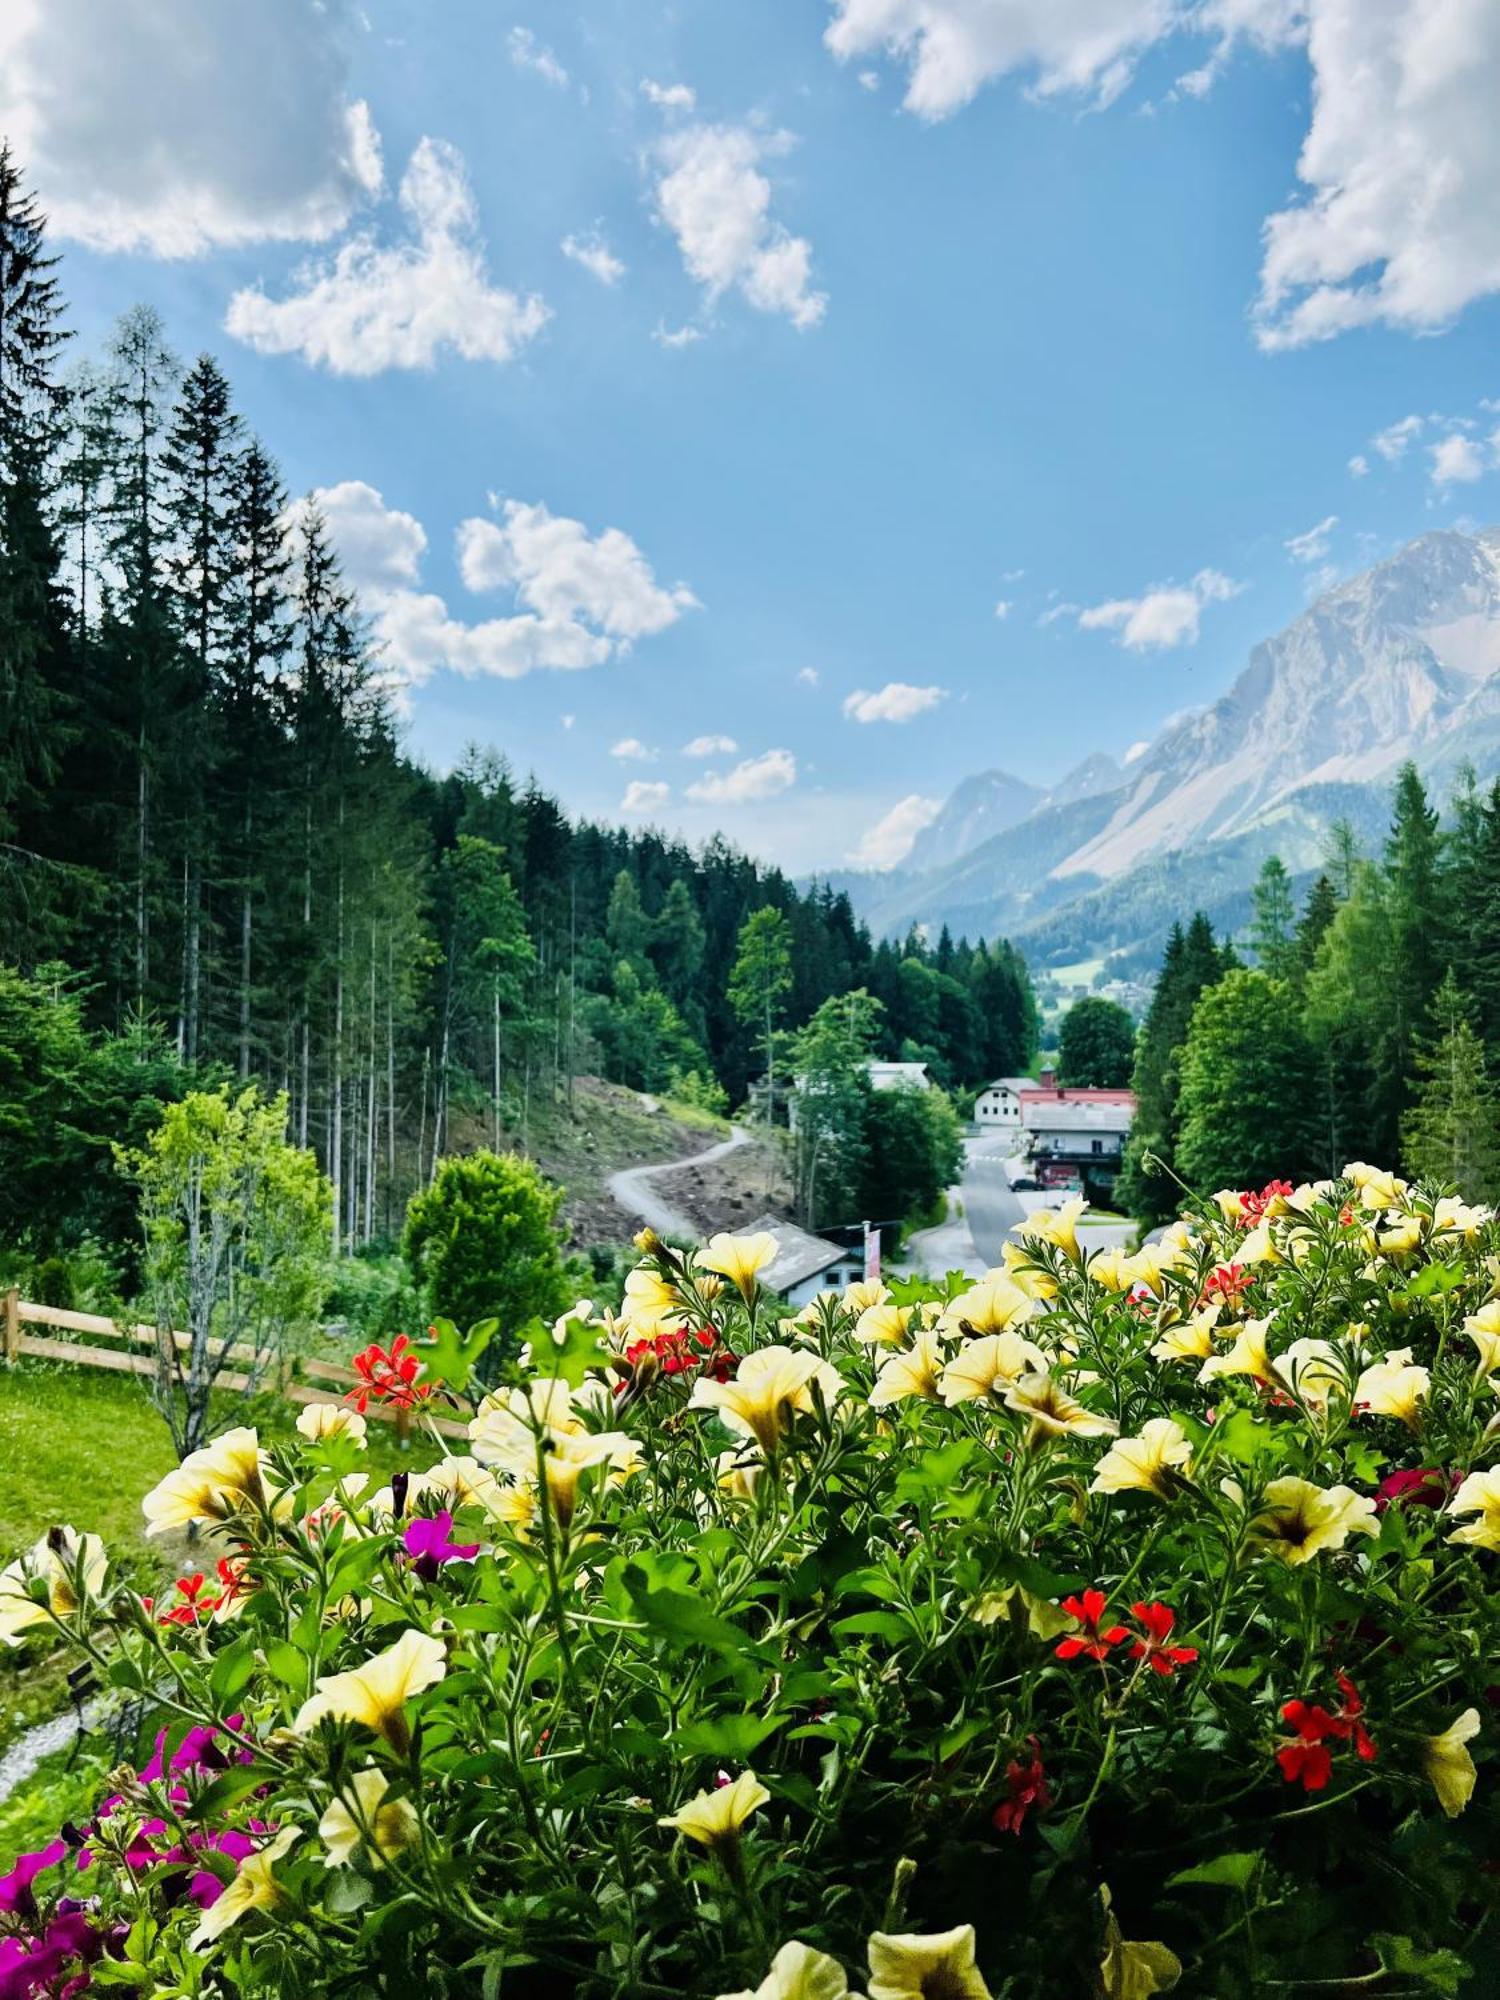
[{"xmin": 607, "ymin": 1124, "xmax": 752, "ymax": 1240}]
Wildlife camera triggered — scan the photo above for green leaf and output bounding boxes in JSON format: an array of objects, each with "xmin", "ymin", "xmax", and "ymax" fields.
[
  {"xmin": 676, "ymin": 1713, "xmax": 783, "ymax": 1760},
  {"xmin": 1372, "ymin": 1935, "xmax": 1469, "ymax": 1995},
  {"xmin": 894, "ymin": 1438, "xmax": 975, "ymax": 1503},
  {"xmin": 831, "ymin": 1610, "xmax": 911, "ymax": 1644},
  {"xmin": 185, "ymin": 1765, "xmax": 277, "ymax": 1823},
  {"xmin": 416, "ymin": 1315, "xmax": 499, "ymax": 1395},
  {"xmin": 262, "ymin": 1637, "xmax": 307, "ymax": 1690},
  {"xmin": 1168, "ymin": 1851, "xmax": 1262, "ymax": 1892},
  {"xmin": 536, "ymin": 1311, "xmax": 615, "ymax": 1388},
  {"xmin": 209, "ymin": 1636, "xmax": 257, "ymax": 1705},
  {"xmin": 623, "ymin": 1566, "xmax": 751, "ymax": 1658}
]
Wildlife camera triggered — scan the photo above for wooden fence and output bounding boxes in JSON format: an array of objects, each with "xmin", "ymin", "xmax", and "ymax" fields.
[{"xmin": 0, "ymin": 1289, "xmax": 468, "ymax": 1441}]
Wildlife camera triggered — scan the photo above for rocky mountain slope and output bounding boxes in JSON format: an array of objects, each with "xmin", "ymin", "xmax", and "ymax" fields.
[{"xmin": 849, "ymin": 529, "xmax": 1500, "ymax": 965}]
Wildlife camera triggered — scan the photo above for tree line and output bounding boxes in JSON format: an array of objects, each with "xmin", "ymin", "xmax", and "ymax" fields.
[
  {"xmin": 1121, "ymin": 762, "xmax": 1500, "ymax": 1221},
  {"xmin": 0, "ymin": 146, "xmax": 1039, "ymax": 1260}
]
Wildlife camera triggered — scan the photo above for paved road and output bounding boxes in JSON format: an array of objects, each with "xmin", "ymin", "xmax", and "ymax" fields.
[
  {"xmin": 960, "ymin": 1132, "xmax": 1027, "ymax": 1265},
  {"xmin": 607, "ymin": 1124, "xmax": 751, "ymax": 1240}
]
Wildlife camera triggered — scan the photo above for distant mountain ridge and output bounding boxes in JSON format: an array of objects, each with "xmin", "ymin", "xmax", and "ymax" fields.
[{"xmin": 843, "ymin": 528, "xmax": 1500, "ymax": 969}]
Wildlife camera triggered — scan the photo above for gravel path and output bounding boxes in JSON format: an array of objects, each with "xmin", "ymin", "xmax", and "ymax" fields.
[{"xmin": 607, "ymin": 1126, "xmax": 752, "ymax": 1241}]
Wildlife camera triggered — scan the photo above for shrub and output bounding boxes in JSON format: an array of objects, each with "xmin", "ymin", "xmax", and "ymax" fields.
[
  {"xmin": 6, "ymin": 1165, "xmax": 1500, "ymax": 1997},
  {"xmin": 402, "ymin": 1149, "xmax": 568, "ymax": 1354}
]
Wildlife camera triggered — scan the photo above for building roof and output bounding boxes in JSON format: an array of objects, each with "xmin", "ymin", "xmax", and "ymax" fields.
[
  {"xmin": 1020, "ymin": 1086, "xmax": 1136, "ymax": 1107},
  {"xmin": 1023, "ymin": 1100, "xmax": 1135, "ymax": 1135},
  {"xmin": 980, "ymin": 1076, "xmax": 1034, "ymax": 1095},
  {"xmin": 867, "ymin": 1060, "xmax": 930, "ymax": 1089},
  {"xmin": 745, "ymin": 1212, "xmax": 851, "ymax": 1292}
]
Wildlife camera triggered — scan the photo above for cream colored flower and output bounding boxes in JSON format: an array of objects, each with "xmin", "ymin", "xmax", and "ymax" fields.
[
  {"xmin": 854, "ymin": 1303, "xmax": 914, "ymax": 1347},
  {"xmin": 939, "ymin": 1274, "xmax": 1037, "ymax": 1335},
  {"xmin": 1248, "ymin": 1477, "xmax": 1377, "ymax": 1565},
  {"xmin": 1432, "ymin": 1197, "xmax": 1490, "ymax": 1239},
  {"xmin": 621, "ymin": 1264, "xmax": 683, "ymax": 1335},
  {"xmin": 319, "ymin": 1768, "xmax": 421, "ymax": 1867},
  {"xmin": 659, "ymin": 1769, "xmax": 768, "ymax": 1847},
  {"xmin": 1098, "ymin": 1886, "xmax": 1181, "ymax": 1998},
  {"xmin": 969, "ymin": 1585, "xmax": 1073, "ymax": 1640},
  {"xmin": 1089, "ymin": 1419, "xmax": 1193, "ymax": 1501},
  {"xmin": 716, "ymin": 1450, "xmax": 763, "ymax": 1503},
  {"xmin": 718, "ymin": 1940, "xmax": 861, "ymax": 2000},
  {"xmin": 1447, "ymin": 1468, "xmax": 1500, "ymax": 1551},
  {"xmin": 296, "ymin": 1403, "xmax": 368, "ymax": 1448},
  {"xmin": 1344, "ymin": 1162, "xmax": 1408, "ymax": 1210},
  {"xmin": 294, "ymin": 1628, "xmax": 447, "ymax": 1749},
  {"xmin": 0, "ymin": 1528, "xmax": 107, "ymax": 1645},
  {"xmin": 869, "ymin": 1328, "xmax": 948, "ymax": 1409},
  {"xmin": 1017, "ymin": 1197, "xmax": 1087, "ymax": 1261},
  {"xmin": 418, "ymin": 1455, "xmax": 507, "ymax": 1513},
  {"xmin": 1213, "ymin": 1189, "xmax": 1247, "ymax": 1222},
  {"xmin": 1237, "ymin": 1223, "xmax": 1278, "ymax": 1266},
  {"xmin": 1464, "ymin": 1304, "xmax": 1500, "ymax": 1376},
  {"xmin": 1004, "ymin": 1371, "xmax": 1117, "ymax": 1446},
  {"xmin": 1128, "ymin": 1241, "xmax": 1187, "ymax": 1289},
  {"xmin": 142, "ymin": 1426, "xmax": 267, "ymax": 1535},
  {"xmin": 1000, "ymin": 1240, "xmax": 1057, "ymax": 1300},
  {"xmin": 469, "ymin": 1378, "xmax": 587, "ymax": 1477},
  {"xmin": 1273, "ymin": 1338, "xmax": 1348, "ymax": 1412},
  {"xmin": 841, "ymin": 1280, "xmax": 889, "ymax": 1315},
  {"xmin": 1352, "ymin": 1348, "xmax": 1430, "ymax": 1423},
  {"xmin": 938, "ymin": 1330, "xmax": 1050, "ymax": 1406},
  {"xmin": 1088, "ymin": 1247, "xmax": 1136, "ymax": 1292},
  {"xmin": 701, "ymin": 1231, "xmax": 779, "ymax": 1297},
  {"xmin": 689, "ymin": 1345, "xmax": 844, "ymax": 1453},
  {"xmin": 1197, "ymin": 1317, "xmax": 1274, "ymax": 1386},
  {"xmin": 188, "ymin": 1826, "xmax": 298, "ymax": 1948},
  {"xmin": 867, "ymin": 1925, "xmax": 991, "ymax": 2000},
  {"xmin": 1422, "ymin": 1710, "xmax": 1481, "ymax": 1817},
  {"xmin": 1379, "ymin": 1216, "xmax": 1422, "ymax": 1256},
  {"xmin": 1150, "ymin": 1317, "xmax": 1215, "ymax": 1365},
  {"xmin": 539, "ymin": 1428, "xmax": 643, "ymax": 1527}
]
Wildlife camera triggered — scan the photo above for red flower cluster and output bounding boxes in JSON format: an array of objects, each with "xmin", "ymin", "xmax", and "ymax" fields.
[
  {"xmin": 347, "ymin": 1334, "xmax": 432, "ymax": 1413},
  {"xmin": 1237, "ymin": 1179, "xmax": 1294, "ymax": 1226},
  {"xmin": 993, "ymin": 1737, "xmax": 1051, "ymax": 1835},
  {"xmin": 1277, "ymin": 1673, "xmax": 1377, "ymax": 1792},
  {"xmin": 150, "ymin": 1558, "xmax": 249, "ymax": 1628},
  {"xmin": 620, "ymin": 1326, "xmax": 737, "ymax": 1386},
  {"xmin": 1055, "ymin": 1592, "xmax": 1198, "ymax": 1677},
  {"xmin": 1201, "ymin": 1263, "xmax": 1254, "ymax": 1306}
]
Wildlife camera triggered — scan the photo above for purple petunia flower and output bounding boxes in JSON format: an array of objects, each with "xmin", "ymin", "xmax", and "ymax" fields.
[{"xmin": 403, "ymin": 1510, "xmax": 480, "ymax": 1581}]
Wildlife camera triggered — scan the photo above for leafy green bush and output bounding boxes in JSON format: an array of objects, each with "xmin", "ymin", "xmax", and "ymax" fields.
[
  {"xmin": 402, "ymin": 1149, "xmax": 568, "ymax": 1356},
  {"xmin": 320, "ymin": 1250, "xmax": 419, "ymax": 1346},
  {"xmin": 7, "ymin": 1166, "xmax": 1500, "ymax": 1996}
]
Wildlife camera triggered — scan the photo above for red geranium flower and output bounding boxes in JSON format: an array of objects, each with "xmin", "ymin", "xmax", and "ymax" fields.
[
  {"xmin": 1374, "ymin": 1467, "xmax": 1452, "ymax": 1514},
  {"xmin": 1239, "ymin": 1180, "xmax": 1294, "ymax": 1226},
  {"xmin": 1201, "ymin": 1263, "xmax": 1254, "ymax": 1306},
  {"xmin": 993, "ymin": 1737, "xmax": 1051, "ymax": 1835},
  {"xmin": 346, "ymin": 1334, "xmax": 432, "ymax": 1413},
  {"xmin": 1277, "ymin": 1674, "xmax": 1377, "ymax": 1790},
  {"xmin": 616, "ymin": 1326, "xmax": 738, "ymax": 1392},
  {"xmin": 1055, "ymin": 1589, "xmax": 1130, "ymax": 1662},
  {"xmin": 1128, "ymin": 1600, "xmax": 1199, "ymax": 1676}
]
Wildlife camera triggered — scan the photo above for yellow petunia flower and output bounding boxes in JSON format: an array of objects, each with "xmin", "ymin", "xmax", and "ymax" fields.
[
  {"xmin": 621, "ymin": 1264, "xmax": 684, "ymax": 1335},
  {"xmin": 1447, "ymin": 1468, "xmax": 1500, "ymax": 1551},
  {"xmin": 1247, "ymin": 1477, "xmax": 1377, "ymax": 1565},
  {"xmin": 1087, "ymin": 1247, "xmax": 1136, "ymax": 1292},
  {"xmin": 141, "ymin": 1425, "xmax": 268, "ymax": 1535},
  {"xmin": 188, "ymin": 1826, "xmax": 298, "ymax": 1949},
  {"xmin": 1379, "ymin": 1217, "xmax": 1422, "ymax": 1256},
  {"xmin": 294, "ymin": 1627, "xmax": 447, "ymax": 1751},
  {"xmin": 1004, "ymin": 1371, "xmax": 1117, "ymax": 1447},
  {"xmin": 0, "ymin": 1527, "xmax": 107, "ymax": 1646},
  {"xmin": 1150, "ymin": 1317, "xmax": 1215, "ymax": 1366},
  {"xmin": 1422, "ymin": 1709, "xmax": 1481, "ymax": 1817},
  {"xmin": 689, "ymin": 1345, "xmax": 844, "ymax": 1454},
  {"xmin": 1000, "ymin": 1240, "xmax": 1057, "ymax": 1300},
  {"xmin": 1352, "ymin": 1348, "xmax": 1430, "ymax": 1423},
  {"xmin": 1017, "ymin": 1197, "xmax": 1087, "ymax": 1262},
  {"xmin": 869, "ymin": 1328, "xmax": 948, "ymax": 1409},
  {"xmin": 1197, "ymin": 1317, "xmax": 1274, "ymax": 1386},
  {"xmin": 1463, "ymin": 1304, "xmax": 1500, "ymax": 1377},
  {"xmin": 659, "ymin": 1769, "xmax": 769, "ymax": 1848},
  {"xmin": 718, "ymin": 1940, "xmax": 858, "ymax": 2000},
  {"xmin": 701, "ymin": 1231, "xmax": 779, "ymax": 1298},
  {"xmin": 1089, "ymin": 1419, "xmax": 1193, "ymax": 1501},
  {"xmin": 1098, "ymin": 1886, "xmax": 1181, "ymax": 1998},
  {"xmin": 969, "ymin": 1585, "xmax": 1073, "ymax": 1640},
  {"xmin": 716, "ymin": 1449, "xmax": 763, "ymax": 1503},
  {"xmin": 1273, "ymin": 1338, "xmax": 1347, "ymax": 1411},
  {"xmin": 296, "ymin": 1402, "xmax": 368, "ymax": 1448},
  {"xmin": 938, "ymin": 1330, "xmax": 1050, "ymax": 1406},
  {"xmin": 469, "ymin": 1378, "xmax": 588, "ymax": 1477},
  {"xmin": 866, "ymin": 1924, "xmax": 991, "ymax": 2000},
  {"xmin": 939, "ymin": 1273, "xmax": 1038, "ymax": 1335},
  {"xmin": 1344, "ymin": 1162, "xmax": 1409, "ymax": 1210},
  {"xmin": 854, "ymin": 1303, "xmax": 914, "ymax": 1347},
  {"xmin": 319, "ymin": 1768, "xmax": 420, "ymax": 1868},
  {"xmin": 1432, "ymin": 1197, "xmax": 1491, "ymax": 1239},
  {"xmin": 841, "ymin": 1279, "xmax": 890, "ymax": 1315},
  {"xmin": 1213, "ymin": 1189, "xmax": 1247, "ymax": 1223},
  {"xmin": 538, "ymin": 1428, "xmax": 643, "ymax": 1528}
]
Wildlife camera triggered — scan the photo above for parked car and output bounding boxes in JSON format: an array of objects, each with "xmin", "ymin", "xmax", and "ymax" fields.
[{"xmin": 1008, "ymin": 1175, "xmax": 1040, "ymax": 1192}]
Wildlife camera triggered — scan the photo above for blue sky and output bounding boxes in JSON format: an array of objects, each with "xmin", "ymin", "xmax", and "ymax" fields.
[{"xmin": 7, "ymin": 0, "xmax": 1500, "ymax": 871}]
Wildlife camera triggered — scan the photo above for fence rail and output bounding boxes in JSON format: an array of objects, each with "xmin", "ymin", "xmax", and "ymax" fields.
[{"xmin": 0, "ymin": 1289, "xmax": 468, "ymax": 1441}]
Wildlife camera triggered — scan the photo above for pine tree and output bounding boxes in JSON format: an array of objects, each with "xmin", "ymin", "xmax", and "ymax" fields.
[
  {"xmin": 1401, "ymin": 971, "xmax": 1500, "ymax": 1199},
  {"xmin": 729, "ymin": 906, "xmax": 794, "ymax": 1121},
  {"xmin": 1378, "ymin": 764, "xmax": 1448, "ymax": 1144},
  {"xmin": 1118, "ymin": 913, "xmax": 1226, "ymax": 1225},
  {"xmin": 1296, "ymin": 874, "xmax": 1339, "ymax": 974},
  {"xmin": 1250, "ymin": 855, "xmax": 1297, "ymax": 979}
]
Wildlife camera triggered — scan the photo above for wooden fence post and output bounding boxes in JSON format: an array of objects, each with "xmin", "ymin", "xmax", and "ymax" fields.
[{"xmin": 2, "ymin": 1288, "xmax": 20, "ymax": 1364}]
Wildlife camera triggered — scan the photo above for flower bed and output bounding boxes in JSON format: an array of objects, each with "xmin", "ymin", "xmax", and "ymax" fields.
[{"xmin": 3, "ymin": 1167, "xmax": 1499, "ymax": 1996}]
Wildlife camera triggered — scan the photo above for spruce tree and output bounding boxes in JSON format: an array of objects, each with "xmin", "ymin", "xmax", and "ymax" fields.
[
  {"xmin": 1401, "ymin": 971, "xmax": 1500, "ymax": 1199},
  {"xmin": 1250, "ymin": 855, "xmax": 1297, "ymax": 979},
  {"xmin": 1118, "ymin": 913, "xmax": 1225, "ymax": 1225}
]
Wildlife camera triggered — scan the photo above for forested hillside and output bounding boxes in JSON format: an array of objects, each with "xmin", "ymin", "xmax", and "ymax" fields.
[{"xmin": 0, "ymin": 147, "xmax": 1036, "ymax": 1251}]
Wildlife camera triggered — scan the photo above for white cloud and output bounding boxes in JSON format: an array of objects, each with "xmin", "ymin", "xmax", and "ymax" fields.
[
  {"xmin": 797, "ymin": 667, "xmax": 821, "ymax": 686},
  {"xmin": 1430, "ymin": 432, "xmax": 1489, "ymax": 487},
  {"xmin": 652, "ymin": 321, "xmax": 704, "ymax": 349},
  {"xmin": 304, "ymin": 482, "xmax": 693, "ymax": 687},
  {"xmin": 641, "ymin": 78, "xmax": 696, "ymax": 111},
  {"xmin": 993, "ymin": 598, "xmax": 1013, "ymax": 619},
  {"xmin": 561, "ymin": 229, "xmax": 626, "ymax": 285},
  {"xmin": 561, "ymin": 714, "xmax": 576, "ymax": 730},
  {"xmin": 823, "ymin": 0, "xmax": 1185, "ymax": 118},
  {"xmin": 622, "ymin": 780, "xmax": 671, "ymax": 814},
  {"xmin": 683, "ymin": 733, "xmax": 738, "ymax": 756},
  {"xmin": 842, "ymin": 682, "xmax": 948, "ymax": 724},
  {"xmin": 1348, "ymin": 453, "xmax": 1370, "ymax": 478},
  {"xmin": 1371, "ymin": 414, "xmax": 1424, "ymax": 463},
  {"xmin": 1285, "ymin": 513, "xmax": 1337, "ymax": 564},
  {"xmin": 508, "ymin": 27, "xmax": 569, "ymax": 88},
  {"xmin": 1256, "ymin": 5, "xmax": 1500, "ymax": 349},
  {"xmin": 653, "ymin": 124, "xmax": 826, "ymax": 330},
  {"xmin": 848, "ymin": 794, "xmax": 942, "ymax": 870},
  {"xmin": 225, "ymin": 138, "xmax": 549, "ymax": 375},
  {"xmin": 611, "ymin": 737, "xmax": 655, "ymax": 761},
  {"xmin": 0, "ymin": 0, "xmax": 380, "ymax": 256},
  {"xmin": 686, "ymin": 749, "xmax": 798, "ymax": 804},
  {"xmin": 456, "ymin": 501, "xmax": 698, "ymax": 639},
  {"xmin": 1077, "ymin": 568, "xmax": 1242, "ymax": 650}
]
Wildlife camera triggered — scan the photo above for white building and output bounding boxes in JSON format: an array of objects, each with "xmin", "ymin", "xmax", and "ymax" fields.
[
  {"xmin": 867, "ymin": 1060, "xmax": 930, "ymax": 1092},
  {"xmin": 972, "ymin": 1076, "xmax": 1033, "ymax": 1130},
  {"xmin": 747, "ymin": 1212, "xmax": 867, "ymax": 1306},
  {"xmin": 1021, "ymin": 1097, "xmax": 1135, "ymax": 1190}
]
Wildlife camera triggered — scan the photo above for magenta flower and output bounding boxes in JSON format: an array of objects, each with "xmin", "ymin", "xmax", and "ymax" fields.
[
  {"xmin": 404, "ymin": 1510, "xmax": 480, "ymax": 1581},
  {"xmin": 0, "ymin": 1842, "xmax": 65, "ymax": 1920}
]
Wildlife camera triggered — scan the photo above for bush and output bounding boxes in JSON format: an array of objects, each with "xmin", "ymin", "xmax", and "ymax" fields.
[
  {"xmin": 402, "ymin": 1149, "xmax": 568, "ymax": 1353},
  {"xmin": 320, "ymin": 1250, "xmax": 419, "ymax": 1346},
  {"xmin": 7, "ymin": 1164, "xmax": 1500, "ymax": 1996}
]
